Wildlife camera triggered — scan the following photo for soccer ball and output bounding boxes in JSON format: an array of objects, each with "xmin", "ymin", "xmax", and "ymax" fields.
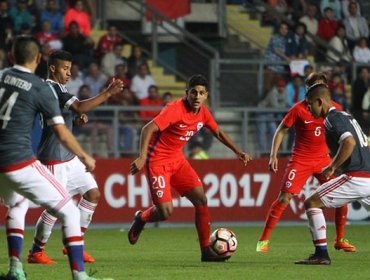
[{"xmin": 209, "ymin": 228, "xmax": 237, "ymax": 258}]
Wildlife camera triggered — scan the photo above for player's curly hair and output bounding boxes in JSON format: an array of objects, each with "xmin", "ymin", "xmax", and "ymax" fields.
[
  {"xmin": 305, "ymin": 72, "xmax": 328, "ymax": 87},
  {"xmin": 187, "ymin": 74, "xmax": 208, "ymax": 91},
  {"xmin": 48, "ymin": 50, "xmax": 73, "ymax": 67}
]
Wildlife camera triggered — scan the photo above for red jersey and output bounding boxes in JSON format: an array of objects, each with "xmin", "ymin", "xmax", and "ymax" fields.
[
  {"xmin": 283, "ymin": 100, "xmax": 341, "ymax": 160},
  {"xmin": 148, "ymin": 98, "xmax": 218, "ymax": 164},
  {"xmin": 139, "ymin": 97, "xmax": 163, "ymax": 120}
]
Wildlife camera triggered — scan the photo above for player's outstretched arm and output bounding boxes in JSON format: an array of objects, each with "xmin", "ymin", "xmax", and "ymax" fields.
[
  {"xmin": 322, "ymin": 135, "xmax": 356, "ymax": 179},
  {"xmin": 52, "ymin": 124, "xmax": 95, "ymax": 172},
  {"xmin": 212, "ymin": 128, "xmax": 252, "ymax": 165},
  {"xmin": 130, "ymin": 121, "xmax": 159, "ymax": 175},
  {"xmin": 73, "ymin": 114, "xmax": 88, "ymax": 126},
  {"xmin": 269, "ymin": 121, "xmax": 289, "ymax": 173},
  {"xmin": 70, "ymin": 78, "xmax": 124, "ymax": 114}
]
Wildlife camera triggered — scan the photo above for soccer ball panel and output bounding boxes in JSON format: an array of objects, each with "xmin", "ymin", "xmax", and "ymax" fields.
[{"xmin": 209, "ymin": 228, "xmax": 237, "ymax": 257}]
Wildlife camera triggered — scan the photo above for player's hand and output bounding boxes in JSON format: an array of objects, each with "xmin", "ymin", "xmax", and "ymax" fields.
[
  {"xmin": 79, "ymin": 154, "xmax": 96, "ymax": 172},
  {"xmin": 238, "ymin": 152, "xmax": 252, "ymax": 166},
  {"xmin": 268, "ymin": 156, "xmax": 278, "ymax": 173},
  {"xmin": 130, "ymin": 157, "xmax": 146, "ymax": 175},
  {"xmin": 107, "ymin": 78, "xmax": 125, "ymax": 96},
  {"xmin": 74, "ymin": 114, "xmax": 88, "ymax": 126},
  {"xmin": 322, "ymin": 165, "xmax": 335, "ymax": 180}
]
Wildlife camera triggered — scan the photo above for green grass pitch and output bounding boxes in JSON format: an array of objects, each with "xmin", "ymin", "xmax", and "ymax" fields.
[{"xmin": 0, "ymin": 224, "xmax": 369, "ymax": 279}]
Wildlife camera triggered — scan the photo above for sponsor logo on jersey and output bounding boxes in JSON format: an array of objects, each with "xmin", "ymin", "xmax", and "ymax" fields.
[
  {"xmin": 179, "ymin": 124, "xmax": 187, "ymax": 128},
  {"xmin": 156, "ymin": 190, "xmax": 164, "ymax": 198},
  {"xmin": 304, "ymin": 120, "xmax": 314, "ymax": 124},
  {"xmin": 285, "ymin": 181, "xmax": 292, "ymax": 188},
  {"xmin": 197, "ymin": 122, "xmax": 204, "ymax": 131}
]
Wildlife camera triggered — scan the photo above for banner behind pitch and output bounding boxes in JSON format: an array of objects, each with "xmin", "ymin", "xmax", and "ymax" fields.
[{"xmin": 0, "ymin": 158, "xmax": 368, "ymax": 225}]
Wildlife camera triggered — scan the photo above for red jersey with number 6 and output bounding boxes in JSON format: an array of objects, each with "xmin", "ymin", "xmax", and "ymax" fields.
[
  {"xmin": 282, "ymin": 100, "xmax": 342, "ymax": 160},
  {"xmin": 148, "ymin": 98, "xmax": 218, "ymax": 165}
]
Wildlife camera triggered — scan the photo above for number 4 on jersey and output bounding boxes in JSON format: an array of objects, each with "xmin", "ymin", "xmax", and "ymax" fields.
[{"xmin": 0, "ymin": 88, "xmax": 19, "ymax": 129}]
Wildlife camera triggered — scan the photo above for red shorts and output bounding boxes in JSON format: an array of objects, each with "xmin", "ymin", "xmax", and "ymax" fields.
[
  {"xmin": 145, "ymin": 158, "xmax": 202, "ymax": 204},
  {"xmin": 281, "ymin": 156, "xmax": 334, "ymax": 194}
]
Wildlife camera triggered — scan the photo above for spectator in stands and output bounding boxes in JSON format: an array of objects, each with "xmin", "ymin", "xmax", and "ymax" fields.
[
  {"xmin": 0, "ymin": 48, "xmax": 9, "ymax": 69},
  {"xmin": 188, "ymin": 141, "xmax": 209, "ymax": 160},
  {"xmin": 317, "ymin": 7, "xmax": 338, "ymax": 42},
  {"xmin": 105, "ymin": 63, "xmax": 131, "ymax": 94},
  {"xmin": 84, "ymin": 62, "xmax": 107, "ymax": 97},
  {"xmin": 320, "ymin": 0, "xmax": 341, "ymax": 20},
  {"xmin": 162, "ymin": 91, "xmax": 173, "ymax": 106},
  {"xmin": 76, "ymin": 84, "xmax": 114, "ymax": 157},
  {"xmin": 256, "ymin": 78, "xmax": 288, "ymax": 153},
  {"xmin": 341, "ymin": 0, "xmax": 361, "ymax": 19},
  {"xmin": 101, "ymin": 44, "xmax": 126, "ymax": 77},
  {"xmin": 35, "ymin": 43, "xmax": 51, "ymax": 79},
  {"xmin": 40, "ymin": 0, "xmax": 63, "ymax": 34},
  {"xmin": 62, "ymin": 21, "xmax": 94, "ymax": 69},
  {"xmin": 0, "ymin": 0, "xmax": 13, "ymax": 49},
  {"xmin": 286, "ymin": 22, "xmax": 308, "ymax": 58},
  {"xmin": 95, "ymin": 24, "xmax": 123, "ymax": 60},
  {"xmin": 66, "ymin": 63, "xmax": 84, "ymax": 96},
  {"xmin": 343, "ymin": 2, "xmax": 369, "ymax": 51},
  {"xmin": 263, "ymin": 21, "xmax": 291, "ymax": 93},
  {"xmin": 303, "ymin": 64, "xmax": 314, "ymax": 79},
  {"xmin": 352, "ymin": 67, "xmax": 370, "ymax": 129},
  {"xmin": 138, "ymin": 85, "xmax": 163, "ymax": 121},
  {"xmin": 286, "ymin": 74, "xmax": 305, "ymax": 107},
  {"xmin": 127, "ymin": 44, "xmax": 148, "ymax": 79},
  {"xmin": 353, "ymin": 37, "xmax": 370, "ymax": 63},
  {"xmin": 329, "ymin": 73, "xmax": 349, "ymax": 111},
  {"xmin": 326, "ymin": 24, "xmax": 352, "ymax": 63},
  {"xmin": 130, "ymin": 62, "xmax": 156, "ymax": 100},
  {"xmin": 36, "ymin": 20, "xmax": 62, "ymax": 50},
  {"xmin": 68, "ymin": 0, "xmax": 96, "ymax": 26},
  {"xmin": 64, "ymin": 0, "xmax": 91, "ymax": 36},
  {"xmin": 9, "ymin": 0, "xmax": 34, "ymax": 34},
  {"xmin": 299, "ymin": 4, "xmax": 318, "ymax": 46}
]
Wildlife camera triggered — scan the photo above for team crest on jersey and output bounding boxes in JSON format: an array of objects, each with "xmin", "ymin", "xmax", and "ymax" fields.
[
  {"xmin": 156, "ymin": 190, "xmax": 164, "ymax": 198},
  {"xmin": 285, "ymin": 181, "xmax": 292, "ymax": 188},
  {"xmin": 197, "ymin": 122, "xmax": 204, "ymax": 131}
]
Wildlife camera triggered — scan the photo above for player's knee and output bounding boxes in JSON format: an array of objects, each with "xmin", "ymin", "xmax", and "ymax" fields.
[
  {"xmin": 193, "ymin": 195, "xmax": 207, "ymax": 206},
  {"xmin": 55, "ymin": 200, "xmax": 80, "ymax": 223},
  {"xmin": 278, "ymin": 193, "xmax": 292, "ymax": 205},
  {"xmin": 83, "ymin": 188, "xmax": 100, "ymax": 203}
]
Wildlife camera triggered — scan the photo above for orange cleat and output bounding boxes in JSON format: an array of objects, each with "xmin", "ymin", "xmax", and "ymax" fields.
[
  {"xmin": 63, "ymin": 247, "xmax": 96, "ymax": 263},
  {"xmin": 28, "ymin": 250, "xmax": 57, "ymax": 264},
  {"xmin": 334, "ymin": 238, "xmax": 356, "ymax": 252}
]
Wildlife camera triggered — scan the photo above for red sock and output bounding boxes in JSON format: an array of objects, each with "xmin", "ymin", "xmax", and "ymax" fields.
[
  {"xmin": 335, "ymin": 204, "xmax": 347, "ymax": 241},
  {"xmin": 259, "ymin": 200, "xmax": 287, "ymax": 241},
  {"xmin": 195, "ymin": 205, "xmax": 211, "ymax": 249},
  {"xmin": 141, "ymin": 206, "xmax": 156, "ymax": 222}
]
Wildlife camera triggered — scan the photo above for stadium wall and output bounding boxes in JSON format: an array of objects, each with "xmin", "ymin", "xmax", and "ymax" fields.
[{"xmin": 1, "ymin": 159, "xmax": 369, "ymax": 225}]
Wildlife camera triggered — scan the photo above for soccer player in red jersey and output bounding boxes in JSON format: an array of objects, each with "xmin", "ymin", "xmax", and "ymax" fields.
[
  {"xmin": 128, "ymin": 74, "xmax": 252, "ymax": 261},
  {"xmin": 256, "ymin": 73, "xmax": 356, "ymax": 253}
]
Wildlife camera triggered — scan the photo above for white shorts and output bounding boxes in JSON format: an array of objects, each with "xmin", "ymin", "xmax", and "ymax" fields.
[
  {"xmin": 0, "ymin": 160, "xmax": 70, "ymax": 213},
  {"xmin": 312, "ymin": 173, "xmax": 370, "ymax": 208},
  {"xmin": 43, "ymin": 157, "xmax": 98, "ymax": 196}
]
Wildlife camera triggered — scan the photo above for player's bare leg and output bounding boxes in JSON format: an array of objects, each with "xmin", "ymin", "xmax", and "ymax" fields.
[
  {"xmin": 128, "ymin": 202, "xmax": 173, "ymax": 245},
  {"xmin": 185, "ymin": 186, "xmax": 228, "ymax": 262},
  {"xmin": 295, "ymin": 193, "xmax": 331, "ymax": 265},
  {"xmin": 256, "ymin": 191, "xmax": 290, "ymax": 252},
  {"xmin": 333, "ymin": 204, "xmax": 356, "ymax": 252}
]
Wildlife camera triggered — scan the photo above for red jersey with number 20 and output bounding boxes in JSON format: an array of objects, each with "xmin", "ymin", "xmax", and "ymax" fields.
[
  {"xmin": 282, "ymin": 100, "xmax": 342, "ymax": 160},
  {"xmin": 148, "ymin": 98, "xmax": 218, "ymax": 165}
]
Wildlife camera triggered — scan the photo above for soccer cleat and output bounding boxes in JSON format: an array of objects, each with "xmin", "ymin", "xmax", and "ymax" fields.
[
  {"xmin": 28, "ymin": 250, "xmax": 56, "ymax": 264},
  {"xmin": 201, "ymin": 246, "xmax": 230, "ymax": 262},
  {"xmin": 256, "ymin": 240, "xmax": 269, "ymax": 253},
  {"xmin": 63, "ymin": 248, "xmax": 96, "ymax": 263},
  {"xmin": 128, "ymin": 211, "xmax": 146, "ymax": 245},
  {"xmin": 72, "ymin": 271, "xmax": 114, "ymax": 280},
  {"xmin": 334, "ymin": 238, "xmax": 356, "ymax": 252},
  {"xmin": 1, "ymin": 270, "xmax": 27, "ymax": 280},
  {"xmin": 295, "ymin": 254, "xmax": 331, "ymax": 265}
]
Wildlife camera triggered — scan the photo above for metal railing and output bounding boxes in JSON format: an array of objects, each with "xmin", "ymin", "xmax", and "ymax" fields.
[{"xmin": 78, "ymin": 105, "xmax": 294, "ymax": 159}]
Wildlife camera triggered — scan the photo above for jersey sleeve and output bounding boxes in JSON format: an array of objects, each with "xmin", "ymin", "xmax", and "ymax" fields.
[
  {"xmin": 52, "ymin": 83, "xmax": 78, "ymax": 109},
  {"xmin": 327, "ymin": 112, "xmax": 352, "ymax": 143},
  {"xmin": 282, "ymin": 105, "xmax": 299, "ymax": 128},
  {"xmin": 153, "ymin": 103, "xmax": 181, "ymax": 131},
  {"xmin": 37, "ymin": 83, "xmax": 64, "ymax": 126},
  {"xmin": 203, "ymin": 107, "xmax": 218, "ymax": 132}
]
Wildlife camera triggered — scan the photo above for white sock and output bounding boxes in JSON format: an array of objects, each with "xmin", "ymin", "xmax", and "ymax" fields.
[
  {"xmin": 34, "ymin": 210, "xmax": 58, "ymax": 246},
  {"xmin": 307, "ymin": 208, "xmax": 327, "ymax": 246},
  {"xmin": 78, "ymin": 198, "xmax": 97, "ymax": 235}
]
